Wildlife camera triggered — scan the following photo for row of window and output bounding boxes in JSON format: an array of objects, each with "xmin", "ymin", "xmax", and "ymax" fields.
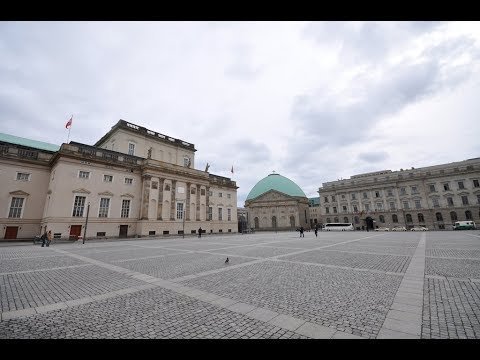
[
  {"xmin": 325, "ymin": 194, "xmax": 480, "ymax": 213},
  {"xmin": 78, "ymin": 171, "xmax": 134, "ymax": 185},
  {"xmin": 323, "ymin": 179, "xmax": 480, "ymax": 203},
  {"xmin": 325, "ymin": 210, "xmax": 477, "ymax": 224},
  {"xmin": 72, "ymin": 196, "xmax": 131, "ymax": 218}
]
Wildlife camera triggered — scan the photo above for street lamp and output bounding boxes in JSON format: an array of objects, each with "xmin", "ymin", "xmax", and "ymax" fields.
[{"xmin": 83, "ymin": 202, "xmax": 90, "ymax": 244}]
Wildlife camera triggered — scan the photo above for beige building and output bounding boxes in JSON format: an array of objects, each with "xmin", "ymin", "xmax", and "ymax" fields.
[
  {"xmin": 244, "ymin": 173, "xmax": 310, "ymax": 231},
  {"xmin": 1, "ymin": 120, "xmax": 238, "ymax": 240},
  {"xmin": 318, "ymin": 158, "xmax": 480, "ymax": 230}
]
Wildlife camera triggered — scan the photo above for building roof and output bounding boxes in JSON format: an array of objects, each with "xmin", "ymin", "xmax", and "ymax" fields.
[
  {"xmin": 246, "ymin": 173, "xmax": 307, "ymax": 201},
  {"xmin": 0, "ymin": 132, "xmax": 60, "ymax": 152}
]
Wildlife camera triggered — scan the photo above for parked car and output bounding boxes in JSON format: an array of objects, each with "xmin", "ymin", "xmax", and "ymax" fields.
[
  {"xmin": 391, "ymin": 226, "xmax": 407, "ymax": 231},
  {"xmin": 453, "ymin": 221, "xmax": 476, "ymax": 230},
  {"xmin": 375, "ymin": 227, "xmax": 390, "ymax": 231},
  {"xmin": 411, "ymin": 226, "xmax": 429, "ymax": 231}
]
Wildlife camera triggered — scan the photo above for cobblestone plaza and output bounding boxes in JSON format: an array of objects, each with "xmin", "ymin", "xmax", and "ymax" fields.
[{"xmin": 1, "ymin": 231, "xmax": 479, "ymax": 339}]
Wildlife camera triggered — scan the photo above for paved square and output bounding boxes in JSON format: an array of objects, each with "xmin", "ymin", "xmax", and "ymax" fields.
[{"xmin": 0, "ymin": 231, "xmax": 479, "ymax": 339}]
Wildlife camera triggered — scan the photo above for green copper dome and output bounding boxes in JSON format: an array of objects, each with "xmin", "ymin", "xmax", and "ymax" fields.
[{"xmin": 246, "ymin": 173, "xmax": 306, "ymax": 201}]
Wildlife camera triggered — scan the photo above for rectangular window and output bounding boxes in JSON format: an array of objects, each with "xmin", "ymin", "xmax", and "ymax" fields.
[
  {"xmin": 389, "ymin": 202, "xmax": 396, "ymax": 210},
  {"xmin": 16, "ymin": 172, "xmax": 30, "ymax": 181},
  {"xmin": 98, "ymin": 198, "xmax": 110, "ymax": 218},
  {"xmin": 218, "ymin": 207, "xmax": 223, "ymax": 221},
  {"xmin": 9, "ymin": 197, "xmax": 24, "ymax": 218},
  {"xmin": 415, "ymin": 200, "xmax": 421, "ymax": 209},
  {"xmin": 353, "ymin": 205, "xmax": 358, "ymax": 212},
  {"xmin": 458, "ymin": 181, "xmax": 465, "ymax": 190},
  {"xmin": 218, "ymin": 192, "xmax": 222, "ymax": 198},
  {"xmin": 473, "ymin": 179, "xmax": 480, "ymax": 188},
  {"xmin": 125, "ymin": 177, "xmax": 133, "ymax": 185},
  {"xmin": 400, "ymin": 187, "xmax": 406, "ymax": 195},
  {"xmin": 387, "ymin": 189, "xmax": 393, "ymax": 196},
  {"xmin": 342, "ymin": 205, "xmax": 347, "ymax": 212},
  {"xmin": 325, "ymin": 207, "xmax": 330, "ymax": 214},
  {"xmin": 103, "ymin": 175, "xmax": 113, "ymax": 183},
  {"xmin": 227, "ymin": 194, "xmax": 231, "ymax": 199},
  {"xmin": 403, "ymin": 201, "xmax": 409, "ymax": 210},
  {"xmin": 121, "ymin": 199, "xmax": 130, "ymax": 218},
  {"xmin": 333, "ymin": 207, "xmax": 337, "ymax": 213},
  {"xmin": 324, "ymin": 196, "xmax": 329, "ymax": 203},
  {"xmin": 447, "ymin": 197, "xmax": 454, "ymax": 206},
  {"xmin": 376, "ymin": 203, "xmax": 383, "ymax": 210},
  {"xmin": 208, "ymin": 191, "xmax": 213, "ymax": 196},
  {"xmin": 97, "ymin": 232, "xmax": 106, "ymax": 237},
  {"xmin": 364, "ymin": 203, "xmax": 370, "ymax": 211},
  {"xmin": 201, "ymin": 189, "xmax": 206, "ymax": 196},
  {"xmin": 228, "ymin": 208, "xmax": 231, "ymax": 221},
  {"xmin": 351, "ymin": 193, "xmax": 356, "ymax": 200},
  {"xmin": 73, "ymin": 196, "xmax": 86, "ymax": 217},
  {"xmin": 433, "ymin": 198, "xmax": 440, "ymax": 207},
  {"xmin": 331, "ymin": 195, "xmax": 336, "ymax": 202},
  {"xmin": 443, "ymin": 183, "xmax": 450, "ymax": 191},
  {"xmin": 429, "ymin": 184, "xmax": 436, "ymax": 192},
  {"xmin": 462, "ymin": 195, "xmax": 469, "ymax": 205},
  {"xmin": 79, "ymin": 171, "xmax": 90, "ymax": 179},
  {"xmin": 477, "ymin": 194, "xmax": 480, "ymax": 204},
  {"xmin": 128, "ymin": 143, "xmax": 135, "ymax": 156},
  {"xmin": 375, "ymin": 191, "xmax": 380, "ymax": 198},
  {"xmin": 208, "ymin": 207, "xmax": 213, "ymax": 220},
  {"xmin": 363, "ymin": 192, "xmax": 368, "ymax": 199},
  {"xmin": 176, "ymin": 202, "xmax": 184, "ymax": 220},
  {"xmin": 341, "ymin": 195, "xmax": 345, "ymax": 199}
]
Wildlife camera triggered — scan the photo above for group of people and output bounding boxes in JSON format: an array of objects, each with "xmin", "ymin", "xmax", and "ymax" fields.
[
  {"xmin": 40, "ymin": 230, "xmax": 52, "ymax": 247},
  {"xmin": 299, "ymin": 224, "xmax": 320, "ymax": 238}
]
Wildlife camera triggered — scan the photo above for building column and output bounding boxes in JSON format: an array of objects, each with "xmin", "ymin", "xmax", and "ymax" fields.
[
  {"xmin": 186, "ymin": 182, "xmax": 191, "ymax": 221},
  {"xmin": 196, "ymin": 185, "xmax": 201, "ymax": 221},
  {"xmin": 206, "ymin": 186, "xmax": 210, "ymax": 221},
  {"xmin": 170, "ymin": 180, "xmax": 177, "ymax": 221},
  {"xmin": 157, "ymin": 178, "xmax": 164, "ymax": 220},
  {"xmin": 140, "ymin": 175, "xmax": 151, "ymax": 220}
]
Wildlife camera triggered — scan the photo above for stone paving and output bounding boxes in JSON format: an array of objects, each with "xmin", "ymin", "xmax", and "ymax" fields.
[{"xmin": 0, "ymin": 230, "xmax": 479, "ymax": 339}]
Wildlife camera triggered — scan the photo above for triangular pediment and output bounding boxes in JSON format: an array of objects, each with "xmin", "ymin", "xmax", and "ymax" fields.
[
  {"xmin": 120, "ymin": 193, "xmax": 135, "ymax": 198},
  {"xmin": 72, "ymin": 188, "xmax": 91, "ymax": 194},
  {"xmin": 9, "ymin": 190, "xmax": 30, "ymax": 196},
  {"xmin": 98, "ymin": 191, "xmax": 114, "ymax": 196},
  {"xmin": 250, "ymin": 189, "xmax": 295, "ymax": 203}
]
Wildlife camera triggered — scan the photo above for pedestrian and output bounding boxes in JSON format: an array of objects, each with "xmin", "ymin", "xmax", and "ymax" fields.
[
  {"xmin": 314, "ymin": 224, "xmax": 318, "ymax": 237},
  {"xmin": 198, "ymin": 227, "xmax": 202, "ymax": 238},
  {"xmin": 41, "ymin": 230, "xmax": 47, "ymax": 247},
  {"xmin": 46, "ymin": 230, "xmax": 52, "ymax": 247},
  {"xmin": 300, "ymin": 226, "xmax": 304, "ymax": 238}
]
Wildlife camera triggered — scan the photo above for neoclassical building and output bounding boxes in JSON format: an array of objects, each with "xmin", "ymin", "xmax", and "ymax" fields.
[
  {"xmin": 244, "ymin": 173, "xmax": 310, "ymax": 231},
  {"xmin": 1, "ymin": 120, "xmax": 238, "ymax": 240},
  {"xmin": 318, "ymin": 158, "xmax": 480, "ymax": 230}
]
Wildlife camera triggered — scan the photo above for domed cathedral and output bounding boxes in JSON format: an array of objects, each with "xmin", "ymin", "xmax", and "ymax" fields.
[{"xmin": 244, "ymin": 172, "xmax": 310, "ymax": 231}]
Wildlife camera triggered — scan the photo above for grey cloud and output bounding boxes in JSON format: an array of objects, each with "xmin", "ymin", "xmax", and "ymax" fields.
[{"xmin": 357, "ymin": 151, "xmax": 389, "ymax": 163}]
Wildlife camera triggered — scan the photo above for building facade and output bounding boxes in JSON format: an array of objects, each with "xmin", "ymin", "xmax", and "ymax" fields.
[
  {"xmin": 1, "ymin": 120, "xmax": 238, "ymax": 240},
  {"xmin": 318, "ymin": 158, "xmax": 480, "ymax": 230},
  {"xmin": 245, "ymin": 173, "xmax": 310, "ymax": 231}
]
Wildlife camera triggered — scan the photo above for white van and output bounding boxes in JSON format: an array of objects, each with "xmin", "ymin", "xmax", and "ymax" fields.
[
  {"xmin": 323, "ymin": 223, "xmax": 354, "ymax": 231},
  {"xmin": 453, "ymin": 221, "xmax": 476, "ymax": 230}
]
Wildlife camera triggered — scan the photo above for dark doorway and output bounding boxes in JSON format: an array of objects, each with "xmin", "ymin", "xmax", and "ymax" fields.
[
  {"xmin": 119, "ymin": 225, "xmax": 128, "ymax": 238},
  {"xmin": 365, "ymin": 217, "xmax": 374, "ymax": 230},
  {"xmin": 4, "ymin": 226, "xmax": 18, "ymax": 239},
  {"xmin": 69, "ymin": 225, "xmax": 82, "ymax": 239}
]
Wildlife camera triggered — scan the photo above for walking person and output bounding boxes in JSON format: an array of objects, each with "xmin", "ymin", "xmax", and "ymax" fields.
[
  {"xmin": 46, "ymin": 230, "xmax": 52, "ymax": 247},
  {"xmin": 41, "ymin": 230, "xmax": 48, "ymax": 247},
  {"xmin": 314, "ymin": 224, "xmax": 318, "ymax": 237},
  {"xmin": 299, "ymin": 226, "xmax": 304, "ymax": 238},
  {"xmin": 198, "ymin": 227, "xmax": 202, "ymax": 238}
]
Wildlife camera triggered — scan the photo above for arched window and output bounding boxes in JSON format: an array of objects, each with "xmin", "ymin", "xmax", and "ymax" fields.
[
  {"xmin": 392, "ymin": 214, "xmax": 398, "ymax": 223},
  {"xmin": 379, "ymin": 215, "xmax": 385, "ymax": 223},
  {"xmin": 418, "ymin": 213, "xmax": 425, "ymax": 223},
  {"xmin": 436, "ymin": 212, "xmax": 443, "ymax": 221},
  {"xmin": 406, "ymin": 214, "xmax": 413, "ymax": 223},
  {"xmin": 450, "ymin": 211, "xmax": 457, "ymax": 222},
  {"xmin": 272, "ymin": 216, "xmax": 277, "ymax": 228},
  {"xmin": 465, "ymin": 210, "xmax": 473, "ymax": 220},
  {"xmin": 354, "ymin": 216, "xmax": 359, "ymax": 224},
  {"xmin": 343, "ymin": 217, "xmax": 349, "ymax": 223},
  {"xmin": 326, "ymin": 217, "xmax": 331, "ymax": 223},
  {"xmin": 334, "ymin": 217, "xmax": 339, "ymax": 223},
  {"xmin": 254, "ymin": 217, "xmax": 259, "ymax": 229},
  {"xmin": 290, "ymin": 216, "xmax": 295, "ymax": 228}
]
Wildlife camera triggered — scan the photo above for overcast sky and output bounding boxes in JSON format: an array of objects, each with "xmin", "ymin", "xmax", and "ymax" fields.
[{"xmin": 1, "ymin": 21, "xmax": 480, "ymax": 207}]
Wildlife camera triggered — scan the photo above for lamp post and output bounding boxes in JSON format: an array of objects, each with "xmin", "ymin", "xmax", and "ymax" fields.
[{"xmin": 83, "ymin": 202, "xmax": 90, "ymax": 244}]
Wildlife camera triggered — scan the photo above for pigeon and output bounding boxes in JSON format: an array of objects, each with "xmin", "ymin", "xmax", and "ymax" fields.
[{"xmin": 225, "ymin": 257, "xmax": 229, "ymax": 264}]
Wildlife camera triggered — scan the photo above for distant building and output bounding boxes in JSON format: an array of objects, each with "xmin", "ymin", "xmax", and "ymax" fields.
[
  {"xmin": 318, "ymin": 158, "xmax": 480, "ymax": 230},
  {"xmin": 308, "ymin": 197, "xmax": 321, "ymax": 228},
  {"xmin": 0, "ymin": 120, "xmax": 238, "ymax": 240},
  {"xmin": 237, "ymin": 207, "xmax": 248, "ymax": 233},
  {"xmin": 244, "ymin": 172, "xmax": 309, "ymax": 230}
]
